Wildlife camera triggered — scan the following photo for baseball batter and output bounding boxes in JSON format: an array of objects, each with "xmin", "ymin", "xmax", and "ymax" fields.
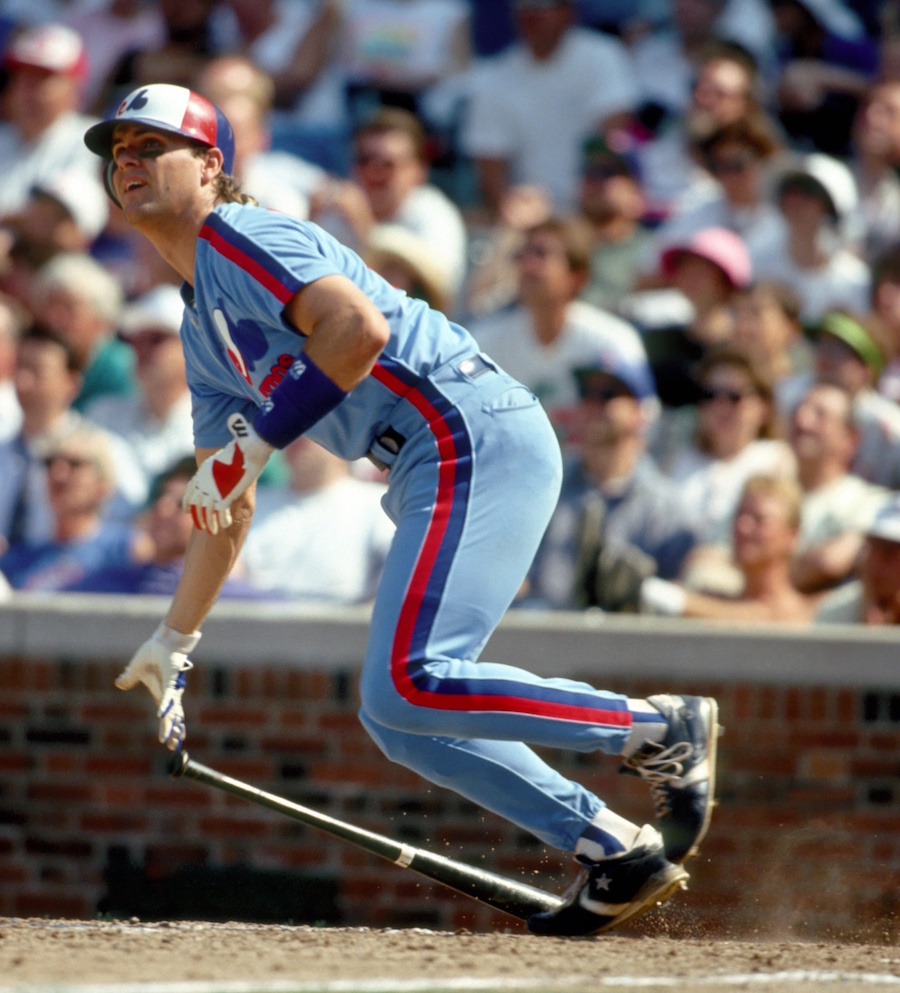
[{"xmin": 85, "ymin": 84, "xmax": 720, "ymax": 937}]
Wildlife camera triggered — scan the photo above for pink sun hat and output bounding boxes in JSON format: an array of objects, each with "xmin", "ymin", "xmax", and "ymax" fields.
[{"xmin": 660, "ymin": 227, "xmax": 752, "ymax": 290}]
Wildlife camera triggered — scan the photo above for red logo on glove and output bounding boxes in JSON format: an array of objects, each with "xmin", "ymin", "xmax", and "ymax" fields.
[{"xmin": 212, "ymin": 446, "xmax": 246, "ymax": 497}]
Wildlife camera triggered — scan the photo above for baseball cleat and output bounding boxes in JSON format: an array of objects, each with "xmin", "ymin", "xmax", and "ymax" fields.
[
  {"xmin": 527, "ymin": 825, "xmax": 689, "ymax": 937},
  {"xmin": 620, "ymin": 695, "xmax": 720, "ymax": 864}
]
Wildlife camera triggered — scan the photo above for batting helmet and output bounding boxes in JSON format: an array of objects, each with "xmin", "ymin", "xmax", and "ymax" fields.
[{"xmin": 84, "ymin": 83, "xmax": 235, "ymax": 205}]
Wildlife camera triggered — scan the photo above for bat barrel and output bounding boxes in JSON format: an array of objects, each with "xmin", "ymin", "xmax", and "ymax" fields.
[{"xmin": 169, "ymin": 751, "xmax": 564, "ymax": 920}]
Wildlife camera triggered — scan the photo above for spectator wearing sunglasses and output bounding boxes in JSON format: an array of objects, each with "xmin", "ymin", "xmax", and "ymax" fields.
[
  {"xmin": 662, "ymin": 344, "xmax": 796, "ymax": 593},
  {"xmin": 638, "ymin": 114, "xmax": 787, "ymax": 277},
  {"xmin": 522, "ymin": 347, "xmax": 695, "ymax": 610},
  {"xmin": 0, "ymin": 425, "xmax": 133, "ymax": 592}
]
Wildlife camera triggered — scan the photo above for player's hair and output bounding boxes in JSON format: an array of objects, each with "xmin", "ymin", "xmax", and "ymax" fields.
[{"xmin": 189, "ymin": 146, "xmax": 258, "ymax": 206}]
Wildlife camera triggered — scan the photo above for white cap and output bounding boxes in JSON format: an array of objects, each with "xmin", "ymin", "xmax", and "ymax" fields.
[
  {"xmin": 776, "ymin": 152, "xmax": 859, "ymax": 223},
  {"xmin": 119, "ymin": 284, "xmax": 185, "ymax": 338},
  {"xmin": 32, "ymin": 169, "xmax": 109, "ymax": 242},
  {"xmin": 866, "ymin": 495, "xmax": 900, "ymax": 544}
]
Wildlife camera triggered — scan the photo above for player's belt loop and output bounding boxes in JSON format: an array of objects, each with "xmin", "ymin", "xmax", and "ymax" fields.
[
  {"xmin": 368, "ymin": 425, "xmax": 406, "ymax": 472},
  {"xmin": 456, "ymin": 353, "xmax": 494, "ymax": 379}
]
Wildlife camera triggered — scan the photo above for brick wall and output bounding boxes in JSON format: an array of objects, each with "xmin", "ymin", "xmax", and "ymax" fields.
[{"xmin": 1, "ymin": 599, "xmax": 898, "ymax": 940}]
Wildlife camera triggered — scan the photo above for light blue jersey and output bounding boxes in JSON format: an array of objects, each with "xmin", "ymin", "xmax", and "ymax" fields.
[
  {"xmin": 179, "ymin": 201, "xmax": 659, "ymax": 855},
  {"xmin": 183, "ymin": 203, "xmax": 475, "ymax": 455}
]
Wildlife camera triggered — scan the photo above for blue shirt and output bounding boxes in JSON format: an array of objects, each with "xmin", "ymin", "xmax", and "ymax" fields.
[
  {"xmin": 183, "ymin": 204, "xmax": 478, "ymax": 456},
  {"xmin": 0, "ymin": 524, "xmax": 133, "ymax": 591}
]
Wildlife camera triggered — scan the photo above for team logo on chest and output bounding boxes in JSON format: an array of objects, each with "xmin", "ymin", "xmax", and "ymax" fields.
[{"xmin": 213, "ymin": 308, "xmax": 252, "ymax": 385}]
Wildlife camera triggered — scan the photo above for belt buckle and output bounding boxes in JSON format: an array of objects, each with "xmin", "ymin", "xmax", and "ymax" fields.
[{"xmin": 458, "ymin": 354, "xmax": 492, "ymax": 379}]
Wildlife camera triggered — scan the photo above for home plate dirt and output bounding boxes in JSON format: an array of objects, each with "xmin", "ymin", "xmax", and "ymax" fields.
[{"xmin": 0, "ymin": 918, "xmax": 899, "ymax": 993}]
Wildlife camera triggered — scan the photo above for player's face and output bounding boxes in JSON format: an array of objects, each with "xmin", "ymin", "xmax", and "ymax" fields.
[{"xmin": 109, "ymin": 124, "xmax": 210, "ymax": 220}]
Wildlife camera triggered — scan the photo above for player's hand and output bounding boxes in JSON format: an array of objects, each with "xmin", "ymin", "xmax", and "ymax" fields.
[
  {"xmin": 183, "ymin": 413, "xmax": 273, "ymax": 535},
  {"xmin": 115, "ymin": 623, "xmax": 200, "ymax": 750}
]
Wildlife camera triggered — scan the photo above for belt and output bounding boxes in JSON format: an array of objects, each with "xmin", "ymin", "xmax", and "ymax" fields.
[{"xmin": 366, "ymin": 352, "xmax": 496, "ymax": 471}]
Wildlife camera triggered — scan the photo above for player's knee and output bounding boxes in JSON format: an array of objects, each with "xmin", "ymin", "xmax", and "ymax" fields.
[{"xmin": 358, "ymin": 706, "xmax": 420, "ymax": 768}]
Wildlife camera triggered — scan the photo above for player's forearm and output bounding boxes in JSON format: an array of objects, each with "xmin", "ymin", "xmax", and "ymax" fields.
[{"xmin": 165, "ymin": 494, "xmax": 255, "ymax": 634}]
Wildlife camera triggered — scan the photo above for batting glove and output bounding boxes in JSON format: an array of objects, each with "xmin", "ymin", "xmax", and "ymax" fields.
[
  {"xmin": 115, "ymin": 623, "xmax": 200, "ymax": 750},
  {"xmin": 184, "ymin": 412, "xmax": 273, "ymax": 535}
]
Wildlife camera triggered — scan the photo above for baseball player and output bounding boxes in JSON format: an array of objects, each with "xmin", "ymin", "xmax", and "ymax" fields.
[{"xmin": 85, "ymin": 84, "xmax": 720, "ymax": 937}]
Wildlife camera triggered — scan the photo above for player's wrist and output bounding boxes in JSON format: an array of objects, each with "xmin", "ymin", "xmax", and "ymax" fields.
[
  {"xmin": 253, "ymin": 352, "xmax": 347, "ymax": 449},
  {"xmin": 155, "ymin": 622, "xmax": 202, "ymax": 655}
]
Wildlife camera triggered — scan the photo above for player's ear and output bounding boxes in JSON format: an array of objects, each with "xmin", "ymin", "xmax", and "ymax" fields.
[{"xmin": 200, "ymin": 147, "xmax": 225, "ymax": 185}]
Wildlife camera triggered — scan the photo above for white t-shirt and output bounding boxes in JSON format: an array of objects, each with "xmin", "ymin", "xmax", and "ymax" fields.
[
  {"xmin": 461, "ymin": 27, "xmax": 639, "ymax": 209},
  {"xmin": 0, "ymin": 111, "xmax": 101, "ymax": 216},
  {"xmin": 753, "ymin": 240, "xmax": 871, "ymax": 323},
  {"xmin": 242, "ymin": 150, "xmax": 328, "ymax": 221},
  {"xmin": 798, "ymin": 473, "xmax": 890, "ymax": 551},
  {"xmin": 241, "ymin": 475, "xmax": 396, "ymax": 603},
  {"xmin": 469, "ymin": 299, "xmax": 649, "ymax": 440},
  {"xmin": 84, "ymin": 391, "xmax": 195, "ymax": 493},
  {"xmin": 666, "ymin": 438, "xmax": 797, "ymax": 543}
]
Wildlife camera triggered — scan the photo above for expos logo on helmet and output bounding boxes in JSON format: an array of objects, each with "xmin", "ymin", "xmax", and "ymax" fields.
[{"xmin": 84, "ymin": 83, "xmax": 235, "ymax": 205}]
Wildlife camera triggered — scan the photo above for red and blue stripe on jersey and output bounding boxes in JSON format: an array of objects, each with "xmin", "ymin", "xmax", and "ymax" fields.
[{"xmin": 198, "ymin": 211, "xmax": 629, "ymax": 730}]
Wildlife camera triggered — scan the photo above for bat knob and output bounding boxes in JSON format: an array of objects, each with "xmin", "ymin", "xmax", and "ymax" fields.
[{"xmin": 168, "ymin": 749, "xmax": 190, "ymax": 778}]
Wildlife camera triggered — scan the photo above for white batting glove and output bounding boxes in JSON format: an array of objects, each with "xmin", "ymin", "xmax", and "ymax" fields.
[
  {"xmin": 183, "ymin": 412, "xmax": 273, "ymax": 535},
  {"xmin": 115, "ymin": 623, "xmax": 200, "ymax": 750}
]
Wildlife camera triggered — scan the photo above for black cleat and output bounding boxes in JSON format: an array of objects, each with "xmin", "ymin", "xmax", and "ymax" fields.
[
  {"xmin": 528, "ymin": 825, "xmax": 689, "ymax": 937},
  {"xmin": 620, "ymin": 695, "xmax": 720, "ymax": 863}
]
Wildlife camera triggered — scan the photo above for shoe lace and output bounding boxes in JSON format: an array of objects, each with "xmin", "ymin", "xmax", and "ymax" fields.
[{"xmin": 626, "ymin": 742, "xmax": 694, "ymax": 818}]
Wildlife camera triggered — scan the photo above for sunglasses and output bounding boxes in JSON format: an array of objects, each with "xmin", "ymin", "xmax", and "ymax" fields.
[
  {"xmin": 579, "ymin": 384, "xmax": 632, "ymax": 403},
  {"xmin": 699, "ymin": 386, "xmax": 753, "ymax": 405},
  {"xmin": 43, "ymin": 454, "xmax": 93, "ymax": 470}
]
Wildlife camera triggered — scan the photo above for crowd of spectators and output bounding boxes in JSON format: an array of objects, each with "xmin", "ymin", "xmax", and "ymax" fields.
[{"xmin": 1, "ymin": 0, "xmax": 899, "ymax": 627}]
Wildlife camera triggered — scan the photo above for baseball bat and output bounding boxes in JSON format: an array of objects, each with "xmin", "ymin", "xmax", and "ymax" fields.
[{"xmin": 169, "ymin": 751, "xmax": 565, "ymax": 921}]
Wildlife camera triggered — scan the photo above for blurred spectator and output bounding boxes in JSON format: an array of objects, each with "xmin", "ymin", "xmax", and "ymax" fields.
[
  {"xmin": 240, "ymin": 436, "xmax": 395, "ymax": 603},
  {"xmin": 63, "ymin": 455, "xmax": 271, "ymax": 598},
  {"xmin": 29, "ymin": 251, "xmax": 136, "ymax": 413},
  {"xmin": 633, "ymin": 42, "xmax": 762, "ymax": 216},
  {"xmin": 0, "ymin": 324, "xmax": 143, "ymax": 546},
  {"xmin": 311, "ymin": 105, "xmax": 467, "ymax": 304},
  {"xmin": 815, "ymin": 491, "xmax": 900, "ymax": 624},
  {"xmin": 460, "ymin": 0, "xmax": 639, "ymax": 214},
  {"xmin": 213, "ymin": 0, "xmax": 341, "ymax": 116},
  {"xmin": 0, "ymin": 23, "xmax": 100, "ymax": 217},
  {"xmin": 872, "ymin": 243, "xmax": 900, "ymax": 404},
  {"xmin": 63, "ymin": 0, "xmax": 167, "ymax": 113},
  {"xmin": 638, "ymin": 473, "xmax": 816, "ymax": 623},
  {"xmin": 468, "ymin": 214, "xmax": 649, "ymax": 445},
  {"xmin": 363, "ymin": 223, "xmax": 452, "ymax": 314},
  {"xmin": 754, "ymin": 152, "xmax": 870, "ymax": 322},
  {"xmin": 849, "ymin": 79, "xmax": 900, "ymax": 262},
  {"xmin": 463, "ymin": 182, "xmax": 552, "ymax": 318},
  {"xmin": 337, "ymin": 0, "xmax": 471, "ymax": 127},
  {"xmin": 664, "ymin": 345, "xmax": 796, "ymax": 594},
  {"xmin": 83, "ymin": 284, "xmax": 194, "ymax": 492},
  {"xmin": 0, "ymin": 292, "xmax": 27, "ymax": 445},
  {"xmin": 731, "ymin": 279, "xmax": 813, "ymax": 406},
  {"xmin": 770, "ymin": 0, "xmax": 878, "ymax": 156},
  {"xmin": 640, "ymin": 113, "xmax": 787, "ymax": 275},
  {"xmin": 194, "ymin": 53, "xmax": 328, "ymax": 219},
  {"xmin": 624, "ymin": 227, "xmax": 750, "ymax": 434},
  {"xmin": 0, "ymin": 168, "xmax": 109, "ymax": 304},
  {"xmin": 787, "ymin": 380, "xmax": 889, "ymax": 593},
  {"xmin": 630, "ymin": 1, "xmax": 775, "ymax": 123},
  {"xmin": 107, "ymin": 0, "xmax": 225, "ymax": 93},
  {"xmin": 779, "ymin": 308, "xmax": 900, "ymax": 487},
  {"xmin": 0, "ymin": 424, "xmax": 133, "ymax": 591},
  {"xmin": 525, "ymin": 347, "xmax": 695, "ymax": 610},
  {"xmin": 577, "ymin": 136, "xmax": 655, "ymax": 313}
]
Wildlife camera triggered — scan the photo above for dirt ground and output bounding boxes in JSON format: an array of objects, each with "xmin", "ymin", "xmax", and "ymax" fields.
[{"xmin": 1, "ymin": 918, "xmax": 899, "ymax": 992}]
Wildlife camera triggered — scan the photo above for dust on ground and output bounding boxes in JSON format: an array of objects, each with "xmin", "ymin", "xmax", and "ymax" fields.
[{"xmin": 1, "ymin": 918, "xmax": 899, "ymax": 992}]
